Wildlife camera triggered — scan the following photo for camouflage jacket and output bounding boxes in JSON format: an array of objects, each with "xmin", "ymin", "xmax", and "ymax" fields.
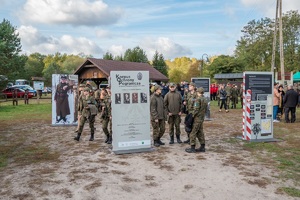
[
  {"xmin": 185, "ymin": 91, "xmax": 197, "ymax": 113},
  {"xmin": 78, "ymin": 95, "xmax": 97, "ymax": 117},
  {"xmin": 192, "ymin": 95, "xmax": 208, "ymax": 121},
  {"xmin": 99, "ymin": 96, "xmax": 111, "ymax": 119}
]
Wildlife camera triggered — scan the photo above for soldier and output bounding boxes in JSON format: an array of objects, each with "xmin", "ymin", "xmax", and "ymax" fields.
[
  {"xmin": 185, "ymin": 87, "xmax": 207, "ymax": 153},
  {"xmin": 99, "ymin": 89, "xmax": 112, "ymax": 144},
  {"xmin": 164, "ymin": 82, "xmax": 183, "ymax": 144},
  {"xmin": 225, "ymin": 82, "xmax": 232, "ymax": 109},
  {"xmin": 74, "ymin": 87, "xmax": 98, "ymax": 141},
  {"xmin": 231, "ymin": 84, "xmax": 238, "ymax": 109},
  {"xmin": 12, "ymin": 89, "xmax": 18, "ymax": 106},
  {"xmin": 74, "ymin": 84, "xmax": 85, "ymax": 133},
  {"xmin": 182, "ymin": 82, "xmax": 197, "ymax": 144},
  {"xmin": 150, "ymin": 85, "xmax": 167, "ymax": 147}
]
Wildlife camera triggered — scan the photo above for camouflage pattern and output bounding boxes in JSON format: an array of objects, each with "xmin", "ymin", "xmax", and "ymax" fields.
[
  {"xmin": 150, "ymin": 93, "xmax": 166, "ymax": 140},
  {"xmin": 99, "ymin": 95, "xmax": 112, "ymax": 137},
  {"xmin": 231, "ymin": 86, "xmax": 239, "ymax": 109},
  {"xmin": 151, "ymin": 119, "xmax": 165, "ymax": 141},
  {"xmin": 189, "ymin": 95, "xmax": 207, "ymax": 146},
  {"xmin": 185, "ymin": 92, "xmax": 197, "ymax": 113},
  {"xmin": 225, "ymin": 85, "xmax": 232, "ymax": 108},
  {"xmin": 77, "ymin": 94, "xmax": 97, "ymax": 134}
]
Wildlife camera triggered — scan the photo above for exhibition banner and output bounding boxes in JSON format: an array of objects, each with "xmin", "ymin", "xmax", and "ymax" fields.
[
  {"xmin": 51, "ymin": 74, "xmax": 78, "ymax": 126},
  {"xmin": 110, "ymin": 71, "xmax": 151, "ymax": 154}
]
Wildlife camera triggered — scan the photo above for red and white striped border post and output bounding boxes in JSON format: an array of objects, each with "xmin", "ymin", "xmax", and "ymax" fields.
[{"xmin": 244, "ymin": 89, "xmax": 252, "ymax": 140}]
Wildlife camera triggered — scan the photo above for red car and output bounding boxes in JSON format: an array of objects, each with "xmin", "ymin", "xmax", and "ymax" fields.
[{"xmin": 2, "ymin": 88, "xmax": 34, "ymax": 98}]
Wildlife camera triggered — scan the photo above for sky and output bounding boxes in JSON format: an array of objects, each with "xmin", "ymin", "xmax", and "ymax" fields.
[{"xmin": 1, "ymin": 0, "xmax": 300, "ymax": 60}]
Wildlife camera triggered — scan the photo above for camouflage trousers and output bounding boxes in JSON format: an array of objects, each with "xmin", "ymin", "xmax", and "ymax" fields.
[
  {"xmin": 168, "ymin": 114, "xmax": 181, "ymax": 137},
  {"xmin": 226, "ymin": 96, "xmax": 231, "ymax": 108},
  {"xmin": 151, "ymin": 119, "xmax": 165, "ymax": 140},
  {"xmin": 78, "ymin": 115, "xmax": 95, "ymax": 134},
  {"xmin": 231, "ymin": 96, "xmax": 238, "ymax": 109},
  {"xmin": 102, "ymin": 118, "xmax": 112, "ymax": 136},
  {"xmin": 189, "ymin": 118, "xmax": 205, "ymax": 146}
]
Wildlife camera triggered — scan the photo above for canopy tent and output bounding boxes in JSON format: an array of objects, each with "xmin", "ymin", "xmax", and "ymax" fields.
[{"xmin": 293, "ymin": 71, "xmax": 300, "ymax": 82}]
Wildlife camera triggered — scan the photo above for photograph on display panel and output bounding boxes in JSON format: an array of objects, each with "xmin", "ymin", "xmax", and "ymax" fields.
[{"xmin": 52, "ymin": 74, "xmax": 78, "ymax": 125}]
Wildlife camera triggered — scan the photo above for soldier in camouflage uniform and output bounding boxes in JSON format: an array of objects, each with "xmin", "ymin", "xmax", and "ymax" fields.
[
  {"xmin": 225, "ymin": 83, "xmax": 232, "ymax": 110},
  {"xmin": 231, "ymin": 84, "xmax": 239, "ymax": 109},
  {"xmin": 74, "ymin": 87, "xmax": 98, "ymax": 141},
  {"xmin": 185, "ymin": 87, "xmax": 207, "ymax": 153},
  {"xmin": 74, "ymin": 84, "xmax": 85, "ymax": 133},
  {"xmin": 99, "ymin": 89, "xmax": 112, "ymax": 144},
  {"xmin": 150, "ymin": 85, "xmax": 167, "ymax": 147},
  {"xmin": 183, "ymin": 82, "xmax": 197, "ymax": 144},
  {"xmin": 164, "ymin": 82, "xmax": 183, "ymax": 144}
]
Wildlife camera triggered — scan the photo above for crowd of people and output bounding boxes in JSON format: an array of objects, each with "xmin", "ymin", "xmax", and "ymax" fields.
[{"xmin": 73, "ymin": 80, "xmax": 300, "ymax": 153}]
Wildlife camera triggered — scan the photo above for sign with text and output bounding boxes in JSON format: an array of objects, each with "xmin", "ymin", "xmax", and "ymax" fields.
[
  {"xmin": 110, "ymin": 71, "xmax": 151, "ymax": 154},
  {"xmin": 243, "ymin": 72, "xmax": 273, "ymax": 140},
  {"xmin": 33, "ymin": 81, "xmax": 44, "ymax": 90}
]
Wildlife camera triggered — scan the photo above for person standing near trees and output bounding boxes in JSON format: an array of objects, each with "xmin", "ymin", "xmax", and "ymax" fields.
[
  {"xmin": 164, "ymin": 82, "xmax": 183, "ymax": 144},
  {"xmin": 74, "ymin": 87, "xmax": 98, "ymax": 141},
  {"xmin": 24, "ymin": 89, "xmax": 29, "ymax": 104},
  {"xmin": 219, "ymin": 84, "xmax": 228, "ymax": 112},
  {"xmin": 185, "ymin": 87, "xmax": 207, "ymax": 153},
  {"xmin": 283, "ymin": 84, "xmax": 298, "ymax": 123},
  {"xmin": 150, "ymin": 85, "xmax": 167, "ymax": 147},
  {"xmin": 225, "ymin": 82, "xmax": 232, "ymax": 110},
  {"xmin": 54, "ymin": 75, "xmax": 71, "ymax": 123},
  {"xmin": 12, "ymin": 89, "xmax": 18, "ymax": 106}
]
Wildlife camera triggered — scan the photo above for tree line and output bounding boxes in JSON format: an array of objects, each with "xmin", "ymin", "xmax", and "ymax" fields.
[{"xmin": 1, "ymin": 10, "xmax": 300, "ymax": 88}]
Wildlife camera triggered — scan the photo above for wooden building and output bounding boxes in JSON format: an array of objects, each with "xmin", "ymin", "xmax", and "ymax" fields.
[{"xmin": 74, "ymin": 58, "xmax": 169, "ymax": 87}]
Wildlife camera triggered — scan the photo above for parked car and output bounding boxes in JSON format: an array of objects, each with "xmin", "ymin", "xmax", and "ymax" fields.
[
  {"xmin": 2, "ymin": 88, "xmax": 34, "ymax": 98},
  {"xmin": 11, "ymin": 85, "xmax": 37, "ymax": 96}
]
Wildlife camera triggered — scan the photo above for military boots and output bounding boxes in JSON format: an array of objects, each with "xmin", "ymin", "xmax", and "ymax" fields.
[
  {"xmin": 196, "ymin": 144, "xmax": 205, "ymax": 152},
  {"xmin": 104, "ymin": 135, "xmax": 109, "ymax": 143},
  {"xmin": 89, "ymin": 130, "xmax": 94, "ymax": 141},
  {"xmin": 185, "ymin": 145, "xmax": 196, "ymax": 153},
  {"xmin": 154, "ymin": 140, "xmax": 160, "ymax": 147},
  {"xmin": 176, "ymin": 135, "xmax": 182, "ymax": 143},
  {"xmin": 107, "ymin": 136, "xmax": 112, "ymax": 144},
  {"xmin": 74, "ymin": 133, "xmax": 81, "ymax": 141},
  {"xmin": 158, "ymin": 138, "xmax": 165, "ymax": 145},
  {"xmin": 183, "ymin": 133, "xmax": 190, "ymax": 144},
  {"xmin": 169, "ymin": 136, "xmax": 174, "ymax": 144}
]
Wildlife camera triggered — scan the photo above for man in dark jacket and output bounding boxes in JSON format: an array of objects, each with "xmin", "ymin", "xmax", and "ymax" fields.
[
  {"xmin": 283, "ymin": 84, "xmax": 298, "ymax": 123},
  {"xmin": 164, "ymin": 83, "xmax": 183, "ymax": 144},
  {"xmin": 150, "ymin": 85, "xmax": 166, "ymax": 147}
]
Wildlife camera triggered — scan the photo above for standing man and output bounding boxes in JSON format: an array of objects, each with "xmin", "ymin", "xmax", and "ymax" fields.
[
  {"xmin": 54, "ymin": 75, "xmax": 71, "ymax": 123},
  {"xmin": 24, "ymin": 89, "xmax": 29, "ymax": 104},
  {"xmin": 74, "ymin": 87, "xmax": 98, "ymax": 141},
  {"xmin": 225, "ymin": 82, "xmax": 232, "ymax": 110},
  {"xmin": 12, "ymin": 89, "xmax": 18, "ymax": 106},
  {"xmin": 231, "ymin": 84, "xmax": 238, "ymax": 109},
  {"xmin": 183, "ymin": 82, "xmax": 197, "ymax": 144},
  {"xmin": 164, "ymin": 83, "xmax": 183, "ymax": 144},
  {"xmin": 74, "ymin": 84, "xmax": 85, "ymax": 133},
  {"xmin": 185, "ymin": 87, "xmax": 207, "ymax": 153},
  {"xmin": 283, "ymin": 84, "xmax": 298, "ymax": 123},
  {"xmin": 99, "ymin": 89, "xmax": 112, "ymax": 144},
  {"xmin": 150, "ymin": 85, "xmax": 166, "ymax": 147}
]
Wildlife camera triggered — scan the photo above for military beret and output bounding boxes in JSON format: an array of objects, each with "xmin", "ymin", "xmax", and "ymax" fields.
[
  {"xmin": 154, "ymin": 85, "xmax": 162, "ymax": 91},
  {"xmin": 83, "ymin": 87, "xmax": 90, "ymax": 92},
  {"xmin": 189, "ymin": 82, "xmax": 196, "ymax": 87},
  {"xmin": 169, "ymin": 82, "xmax": 176, "ymax": 87},
  {"xmin": 197, "ymin": 87, "xmax": 205, "ymax": 93}
]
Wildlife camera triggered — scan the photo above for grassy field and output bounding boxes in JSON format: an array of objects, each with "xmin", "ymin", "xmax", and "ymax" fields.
[{"xmin": 0, "ymin": 98, "xmax": 299, "ymax": 197}]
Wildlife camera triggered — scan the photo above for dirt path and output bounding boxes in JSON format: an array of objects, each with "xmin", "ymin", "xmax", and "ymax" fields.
[{"xmin": 0, "ymin": 108, "xmax": 295, "ymax": 200}]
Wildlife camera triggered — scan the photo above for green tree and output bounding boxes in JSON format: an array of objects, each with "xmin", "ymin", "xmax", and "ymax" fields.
[
  {"xmin": 103, "ymin": 52, "xmax": 113, "ymax": 60},
  {"xmin": 0, "ymin": 19, "xmax": 27, "ymax": 81},
  {"xmin": 61, "ymin": 54, "xmax": 85, "ymax": 74},
  {"xmin": 124, "ymin": 46, "xmax": 148, "ymax": 63},
  {"xmin": 209, "ymin": 55, "xmax": 244, "ymax": 78},
  {"xmin": 24, "ymin": 53, "xmax": 45, "ymax": 80},
  {"xmin": 43, "ymin": 62, "xmax": 64, "ymax": 85},
  {"xmin": 151, "ymin": 51, "xmax": 168, "ymax": 77},
  {"xmin": 42, "ymin": 53, "xmax": 67, "ymax": 85}
]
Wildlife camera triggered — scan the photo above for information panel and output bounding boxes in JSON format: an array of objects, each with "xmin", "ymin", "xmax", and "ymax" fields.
[
  {"xmin": 110, "ymin": 71, "xmax": 151, "ymax": 154},
  {"xmin": 191, "ymin": 77, "xmax": 211, "ymax": 119},
  {"xmin": 243, "ymin": 72, "xmax": 273, "ymax": 140}
]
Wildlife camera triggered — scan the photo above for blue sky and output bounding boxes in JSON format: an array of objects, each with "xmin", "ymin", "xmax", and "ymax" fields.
[{"xmin": 1, "ymin": 0, "xmax": 299, "ymax": 60}]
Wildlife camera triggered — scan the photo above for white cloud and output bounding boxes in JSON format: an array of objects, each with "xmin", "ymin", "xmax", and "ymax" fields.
[
  {"xmin": 18, "ymin": 25, "xmax": 102, "ymax": 56},
  {"xmin": 95, "ymin": 29, "xmax": 112, "ymax": 38},
  {"xmin": 108, "ymin": 45, "xmax": 126, "ymax": 57},
  {"xmin": 141, "ymin": 37, "xmax": 192, "ymax": 60},
  {"xmin": 18, "ymin": 0, "xmax": 123, "ymax": 26}
]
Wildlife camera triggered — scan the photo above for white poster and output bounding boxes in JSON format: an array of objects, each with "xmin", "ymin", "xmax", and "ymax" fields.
[
  {"xmin": 110, "ymin": 71, "xmax": 151, "ymax": 154},
  {"xmin": 51, "ymin": 74, "xmax": 78, "ymax": 126},
  {"xmin": 33, "ymin": 81, "xmax": 44, "ymax": 90}
]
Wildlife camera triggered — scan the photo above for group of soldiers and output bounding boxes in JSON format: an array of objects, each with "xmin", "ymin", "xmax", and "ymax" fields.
[
  {"xmin": 73, "ymin": 82, "xmax": 112, "ymax": 144},
  {"xmin": 150, "ymin": 82, "xmax": 208, "ymax": 153},
  {"xmin": 72, "ymin": 81, "xmax": 208, "ymax": 154}
]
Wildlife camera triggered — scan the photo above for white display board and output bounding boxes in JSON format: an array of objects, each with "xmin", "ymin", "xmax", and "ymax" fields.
[
  {"xmin": 243, "ymin": 72, "xmax": 273, "ymax": 140},
  {"xmin": 110, "ymin": 71, "xmax": 151, "ymax": 154},
  {"xmin": 51, "ymin": 74, "xmax": 78, "ymax": 126},
  {"xmin": 33, "ymin": 81, "xmax": 44, "ymax": 90}
]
